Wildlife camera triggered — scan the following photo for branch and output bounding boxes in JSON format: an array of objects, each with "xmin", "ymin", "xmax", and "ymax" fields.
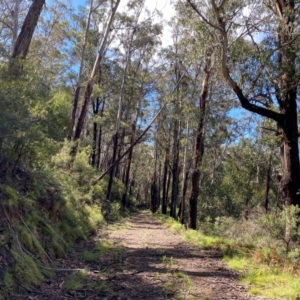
[
  {"xmin": 261, "ymin": 126, "xmax": 280, "ymax": 135},
  {"xmin": 186, "ymin": 0, "xmax": 222, "ymax": 31},
  {"xmin": 94, "ymin": 105, "xmax": 165, "ymax": 184},
  {"xmin": 213, "ymin": 4, "xmax": 283, "ymax": 123}
]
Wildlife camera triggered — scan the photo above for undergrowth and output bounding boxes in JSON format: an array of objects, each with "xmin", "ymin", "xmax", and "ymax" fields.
[
  {"xmin": 0, "ymin": 144, "xmax": 135, "ymax": 297},
  {"xmin": 155, "ymin": 210, "xmax": 300, "ymax": 299}
]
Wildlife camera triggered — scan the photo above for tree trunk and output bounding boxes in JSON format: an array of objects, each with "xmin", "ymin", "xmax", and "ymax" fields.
[
  {"xmin": 122, "ymin": 123, "xmax": 135, "ymax": 207},
  {"xmin": 11, "ymin": 0, "xmax": 20, "ymax": 55},
  {"xmin": 157, "ymin": 160, "xmax": 162, "ymax": 211},
  {"xmin": 150, "ymin": 174, "xmax": 157, "ymax": 213},
  {"xmin": 180, "ymin": 118, "xmax": 190, "ymax": 224},
  {"xmin": 276, "ymin": 0, "xmax": 300, "ymax": 207},
  {"xmin": 106, "ymin": 132, "xmax": 118, "ymax": 201},
  {"xmin": 180, "ymin": 170, "xmax": 189, "ymax": 224},
  {"xmin": 188, "ymin": 61, "xmax": 211, "ymax": 230},
  {"xmin": 69, "ymin": 0, "xmax": 93, "ymax": 139},
  {"xmin": 72, "ymin": 80, "xmax": 93, "ymax": 143},
  {"xmin": 96, "ymin": 99, "xmax": 105, "ymax": 169},
  {"xmin": 12, "ymin": 0, "xmax": 45, "ymax": 59},
  {"xmin": 264, "ymin": 148, "xmax": 274, "ymax": 212},
  {"xmin": 280, "ymin": 119, "xmax": 300, "ymax": 206},
  {"xmin": 115, "ymin": 128, "xmax": 125, "ymax": 180},
  {"xmin": 162, "ymin": 146, "xmax": 169, "ymax": 215},
  {"xmin": 91, "ymin": 97, "xmax": 101, "ymax": 166},
  {"xmin": 170, "ymin": 61, "xmax": 182, "ymax": 219},
  {"xmin": 136, "ymin": 185, "xmax": 140, "ymax": 203},
  {"xmin": 71, "ymin": 0, "xmax": 120, "ymax": 148}
]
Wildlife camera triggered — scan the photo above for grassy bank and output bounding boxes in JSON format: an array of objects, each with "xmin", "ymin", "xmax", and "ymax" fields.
[{"xmin": 0, "ymin": 146, "xmax": 134, "ymax": 297}]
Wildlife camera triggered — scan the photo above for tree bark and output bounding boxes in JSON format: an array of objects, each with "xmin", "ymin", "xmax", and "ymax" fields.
[
  {"xmin": 91, "ymin": 97, "xmax": 101, "ymax": 166},
  {"xmin": 264, "ymin": 148, "xmax": 274, "ymax": 212},
  {"xmin": 69, "ymin": 0, "xmax": 93, "ymax": 139},
  {"xmin": 180, "ymin": 170, "xmax": 189, "ymax": 224},
  {"xmin": 106, "ymin": 131, "xmax": 118, "ymax": 201},
  {"xmin": 71, "ymin": 0, "xmax": 120, "ymax": 147},
  {"xmin": 11, "ymin": 0, "xmax": 20, "ymax": 55},
  {"xmin": 276, "ymin": 1, "xmax": 300, "ymax": 206},
  {"xmin": 162, "ymin": 146, "xmax": 169, "ymax": 214},
  {"xmin": 12, "ymin": 0, "xmax": 45, "ymax": 59},
  {"xmin": 96, "ymin": 99, "xmax": 105, "ymax": 169},
  {"xmin": 188, "ymin": 60, "xmax": 211, "ymax": 230},
  {"xmin": 170, "ymin": 61, "xmax": 182, "ymax": 219},
  {"xmin": 122, "ymin": 124, "xmax": 135, "ymax": 207},
  {"xmin": 72, "ymin": 80, "xmax": 93, "ymax": 143},
  {"xmin": 180, "ymin": 118, "xmax": 190, "ymax": 224}
]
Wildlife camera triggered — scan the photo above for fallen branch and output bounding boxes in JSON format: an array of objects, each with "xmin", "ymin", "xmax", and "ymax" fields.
[
  {"xmin": 39, "ymin": 265, "xmax": 87, "ymax": 272},
  {"xmin": 93, "ymin": 105, "xmax": 165, "ymax": 184}
]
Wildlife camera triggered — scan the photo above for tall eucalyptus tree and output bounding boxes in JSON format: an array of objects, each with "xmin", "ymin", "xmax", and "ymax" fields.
[{"xmin": 186, "ymin": 0, "xmax": 300, "ymax": 207}]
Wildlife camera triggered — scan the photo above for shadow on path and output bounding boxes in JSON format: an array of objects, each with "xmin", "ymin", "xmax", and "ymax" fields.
[{"xmin": 11, "ymin": 211, "xmax": 267, "ymax": 300}]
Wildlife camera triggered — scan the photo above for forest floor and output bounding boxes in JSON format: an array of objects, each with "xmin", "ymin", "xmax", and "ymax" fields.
[{"xmin": 11, "ymin": 211, "xmax": 269, "ymax": 300}]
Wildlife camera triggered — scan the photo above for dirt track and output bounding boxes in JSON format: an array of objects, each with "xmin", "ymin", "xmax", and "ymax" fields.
[{"xmin": 11, "ymin": 211, "xmax": 267, "ymax": 300}]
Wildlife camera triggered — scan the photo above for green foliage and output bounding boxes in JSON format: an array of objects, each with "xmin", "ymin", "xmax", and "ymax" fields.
[
  {"xmin": 223, "ymin": 255, "xmax": 248, "ymax": 271},
  {"xmin": 85, "ymin": 204, "xmax": 104, "ymax": 227},
  {"xmin": 92, "ymin": 184, "xmax": 106, "ymax": 202},
  {"xmin": 0, "ymin": 63, "xmax": 70, "ymax": 169},
  {"xmin": 51, "ymin": 238, "xmax": 65, "ymax": 258},
  {"xmin": 111, "ymin": 177, "xmax": 126, "ymax": 202},
  {"xmin": 12, "ymin": 246, "xmax": 44, "ymax": 289},
  {"xmin": 65, "ymin": 269, "xmax": 109, "ymax": 292},
  {"xmin": 239, "ymin": 262, "xmax": 300, "ymax": 299},
  {"xmin": 72, "ymin": 148, "xmax": 96, "ymax": 189},
  {"xmin": 259, "ymin": 206, "xmax": 300, "ymax": 258},
  {"xmin": 162, "ymin": 255, "xmax": 173, "ymax": 271},
  {"xmin": 64, "ymin": 278, "xmax": 83, "ymax": 290},
  {"xmin": 2, "ymin": 186, "xmax": 18, "ymax": 208},
  {"xmin": 94, "ymin": 240, "xmax": 114, "ymax": 254},
  {"xmin": 18, "ymin": 227, "xmax": 34, "ymax": 250},
  {"xmin": 0, "ymin": 150, "xmax": 109, "ymax": 294},
  {"xmin": 3, "ymin": 271, "xmax": 14, "ymax": 290},
  {"xmin": 64, "ymin": 270, "xmax": 88, "ymax": 290}
]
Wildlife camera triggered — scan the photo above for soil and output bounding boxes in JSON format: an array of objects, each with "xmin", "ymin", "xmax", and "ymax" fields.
[{"xmin": 10, "ymin": 211, "xmax": 268, "ymax": 300}]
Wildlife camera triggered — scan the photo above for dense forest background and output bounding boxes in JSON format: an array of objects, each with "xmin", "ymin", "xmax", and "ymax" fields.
[{"xmin": 0, "ymin": 0, "xmax": 300, "ymax": 297}]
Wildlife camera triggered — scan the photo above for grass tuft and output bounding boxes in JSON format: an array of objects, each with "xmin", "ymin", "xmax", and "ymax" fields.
[{"xmin": 81, "ymin": 251, "xmax": 99, "ymax": 262}]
